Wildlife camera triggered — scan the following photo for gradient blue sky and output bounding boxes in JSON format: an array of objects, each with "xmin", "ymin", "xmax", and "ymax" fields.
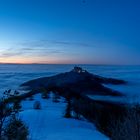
[{"xmin": 0, "ymin": 0, "xmax": 140, "ymax": 64}]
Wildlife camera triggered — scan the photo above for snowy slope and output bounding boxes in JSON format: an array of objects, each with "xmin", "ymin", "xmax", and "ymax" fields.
[{"xmin": 20, "ymin": 93, "xmax": 109, "ymax": 140}]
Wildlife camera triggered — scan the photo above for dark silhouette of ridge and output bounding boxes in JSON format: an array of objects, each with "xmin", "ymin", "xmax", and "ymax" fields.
[{"xmin": 21, "ymin": 67, "xmax": 126, "ymax": 97}]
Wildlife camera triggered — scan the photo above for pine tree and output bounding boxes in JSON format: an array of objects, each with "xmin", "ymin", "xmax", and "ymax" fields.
[
  {"xmin": 5, "ymin": 116, "xmax": 29, "ymax": 140},
  {"xmin": 64, "ymin": 98, "xmax": 72, "ymax": 118},
  {"xmin": 0, "ymin": 90, "xmax": 29, "ymax": 140},
  {"xmin": 0, "ymin": 97, "xmax": 13, "ymax": 138}
]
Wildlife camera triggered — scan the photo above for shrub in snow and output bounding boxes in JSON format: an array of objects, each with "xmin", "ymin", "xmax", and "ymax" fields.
[
  {"xmin": 13, "ymin": 100, "xmax": 22, "ymax": 113},
  {"xmin": 40, "ymin": 87, "xmax": 50, "ymax": 99},
  {"xmin": 4, "ymin": 117, "xmax": 29, "ymax": 140},
  {"xmin": 41, "ymin": 91, "xmax": 49, "ymax": 99},
  {"xmin": 33, "ymin": 101, "xmax": 41, "ymax": 109},
  {"xmin": 52, "ymin": 92, "xmax": 60, "ymax": 103},
  {"xmin": 29, "ymin": 96, "xmax": 34, "ymax": 101},
  {"xmin": 14, "ymin": 90, "xmax": 20, "ymax": 95}
]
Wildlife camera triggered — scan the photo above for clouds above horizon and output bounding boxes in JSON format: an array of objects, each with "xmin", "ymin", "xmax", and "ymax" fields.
[
  {"xmin": 0, "ymin": 39, "xmax": 95, "ymax": 64},
  {"xmin": 0, "ymin": 39, "xmax": 91, "ymax": 57},
  {"xmin": 0, "ymin": 38, "xmax": 140, "ymax": 65}
]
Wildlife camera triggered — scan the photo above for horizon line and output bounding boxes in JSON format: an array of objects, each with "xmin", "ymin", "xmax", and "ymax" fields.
[{"xmin": 0, "ymin": 62, "xmax": 139, "ymax": 66}]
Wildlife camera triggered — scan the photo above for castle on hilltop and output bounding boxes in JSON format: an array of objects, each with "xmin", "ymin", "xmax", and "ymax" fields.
[{"xmin": 72, "ymin": 66, "xmax": 86, "ymax": 73}]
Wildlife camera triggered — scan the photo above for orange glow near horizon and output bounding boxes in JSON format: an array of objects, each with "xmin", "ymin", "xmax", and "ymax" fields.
[
  {"xmin": 0, "ymin": 57, "xmax": 88, "ymax": 64},
  {"xmin": 0, "ymin": 56, "xmax": 103, "ymax": 64}
]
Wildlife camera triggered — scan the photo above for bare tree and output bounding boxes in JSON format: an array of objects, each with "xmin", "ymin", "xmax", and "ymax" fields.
[{"xmin": 109, "ymin": 105, "xmax": 140, "ymax": 140}]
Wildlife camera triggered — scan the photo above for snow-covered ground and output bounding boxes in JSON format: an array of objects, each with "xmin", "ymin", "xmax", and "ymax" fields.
[{"xmin": 20, "ymin": 93, "xmax": 109, "ymax": 140}]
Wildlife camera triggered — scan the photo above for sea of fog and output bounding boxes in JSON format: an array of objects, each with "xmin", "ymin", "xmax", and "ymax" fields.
[{"xmin": 0, "ymin": 64, "xmax": 140, "ymax": 103}]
